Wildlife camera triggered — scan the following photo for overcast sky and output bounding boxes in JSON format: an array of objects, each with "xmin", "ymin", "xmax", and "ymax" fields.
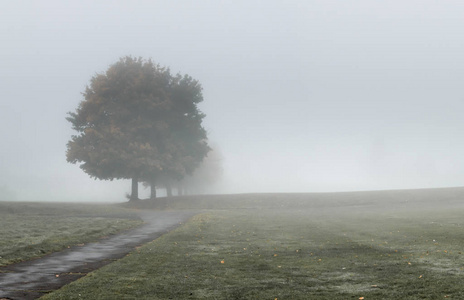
[{"xmin": 1, "ymin": 0, "xmax": 464, "ymax": 201}]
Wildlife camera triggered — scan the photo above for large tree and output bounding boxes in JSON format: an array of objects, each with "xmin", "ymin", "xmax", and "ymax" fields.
[{"xmin": 66, "ymin": 56, "xmax": 209, "ymax": 201}]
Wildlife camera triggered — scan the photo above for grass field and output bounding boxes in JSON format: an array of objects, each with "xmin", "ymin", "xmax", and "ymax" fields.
[
  {"xmin": 0, "ymin": 201, "xmax": 143, "ymax": 267},
  {"xmin": 42, "ymin": 189, "xmax": 464, "ymax": 299}
]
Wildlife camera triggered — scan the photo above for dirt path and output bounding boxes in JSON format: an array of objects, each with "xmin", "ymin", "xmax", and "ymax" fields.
[{"xmin": 0, "ymin": 210, "xmax": 198, "ymax": 300}]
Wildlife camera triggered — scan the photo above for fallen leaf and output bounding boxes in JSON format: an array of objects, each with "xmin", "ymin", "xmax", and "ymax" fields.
[{"xmin": 220, "ymin": 260, "xmax": 225, "ymax": 264}]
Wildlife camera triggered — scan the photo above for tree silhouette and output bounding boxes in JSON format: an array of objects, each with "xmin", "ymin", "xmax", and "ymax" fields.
[{"xmin": 67, "ymin": 56, "xmax": 209, "ymax": 201}]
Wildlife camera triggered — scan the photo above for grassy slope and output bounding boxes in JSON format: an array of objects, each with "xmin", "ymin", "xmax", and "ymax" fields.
[
  {"xmin": 0, "ymin": 202, "xmax": 143, "ymax": 267},
  {"xmin": 121, "ymin": 187, "xmax": 464, "ymax": 210},
  {"xmin": 43, "ymin": 188, "xmax": 464, "ymax": 299}
]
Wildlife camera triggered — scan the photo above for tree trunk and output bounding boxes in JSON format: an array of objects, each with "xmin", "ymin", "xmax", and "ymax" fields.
[
  {"xmin": 130, "ymin": 177, "xmax": 139, "ymax": 201},
  {"xmin": 166, "ymin": 183, "xmax": 172, "ymax": 197},
  {"xmin": 150, "ymin": 179, "xmax": 157, "ymax": 200}
]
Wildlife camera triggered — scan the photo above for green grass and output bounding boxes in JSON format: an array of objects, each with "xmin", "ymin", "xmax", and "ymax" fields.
[
  {"xmin": 42, "ymin": 199, "xmax": 464, "ymax": 299},
  {"xmin": 0, "ymin": 201, "xmax": 143, "ymax": 267}
]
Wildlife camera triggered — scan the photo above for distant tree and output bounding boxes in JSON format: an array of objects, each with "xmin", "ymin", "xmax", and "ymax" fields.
[
  {"xmin": 66, "ymin": 56, "xmax": 209, "ymax": 201},
  {"xmin": 178, "ymin": 144, "xmax": 223, "ymax": 195},
  {"xmin": 148, "ymin": 144, "xmax": 222, "ymax": 197},
  {"xmin": 145, "ymin": 74, "xmax": 210, "ymax": 199}
]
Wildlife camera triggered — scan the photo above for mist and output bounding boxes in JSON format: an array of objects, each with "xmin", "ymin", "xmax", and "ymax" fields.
[{"xmin": 1, "ymin": 1, "xmax": 464, "ymax": 202}]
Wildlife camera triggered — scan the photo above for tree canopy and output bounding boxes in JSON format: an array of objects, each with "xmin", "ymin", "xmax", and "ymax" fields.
[{"xmin": 66, "ymin": 56, "xmax": 209, "ymax": 200}]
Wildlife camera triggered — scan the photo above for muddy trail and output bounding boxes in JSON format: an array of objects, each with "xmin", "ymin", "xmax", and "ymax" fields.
[{"xmin": 0, "ymin": 210, "xmax": 197, "ymax": 300}]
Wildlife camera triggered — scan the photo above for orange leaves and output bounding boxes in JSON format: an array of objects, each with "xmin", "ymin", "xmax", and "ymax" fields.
[{"xmin": 67, "ymin": 56, "xmax": 209, "ymax": 185}]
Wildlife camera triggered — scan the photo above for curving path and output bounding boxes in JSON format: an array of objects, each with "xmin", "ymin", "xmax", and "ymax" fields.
[{"xmin": 0, "ymin": 210, "xmax": 197, "ymax": 300}]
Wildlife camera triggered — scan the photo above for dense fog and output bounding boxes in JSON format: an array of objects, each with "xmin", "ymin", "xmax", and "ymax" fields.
[{"xmin": 1, "ymin": 1, "xmax": 464, "ymax": 201}]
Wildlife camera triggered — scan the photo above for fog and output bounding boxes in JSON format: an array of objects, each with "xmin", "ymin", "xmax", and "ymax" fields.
[{"xmin": 1, "ymin": 1, "xmax": 464, "ymax": 202}]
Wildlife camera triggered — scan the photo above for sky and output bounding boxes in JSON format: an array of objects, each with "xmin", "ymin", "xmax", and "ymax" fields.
[{"xmin": 1, "ymin": 0, "xmax": 464, "ymax": 201}]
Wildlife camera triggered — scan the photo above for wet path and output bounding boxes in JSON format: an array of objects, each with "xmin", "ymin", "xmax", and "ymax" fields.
[{"xmin": 0, "ymin": 210, "xmax": 197, "ymax": 300}]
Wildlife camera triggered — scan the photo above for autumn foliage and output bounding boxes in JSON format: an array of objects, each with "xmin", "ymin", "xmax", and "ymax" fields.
[{"xmin": 66, "ymin": 56, "xmax": 209, "ymax": 201}]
